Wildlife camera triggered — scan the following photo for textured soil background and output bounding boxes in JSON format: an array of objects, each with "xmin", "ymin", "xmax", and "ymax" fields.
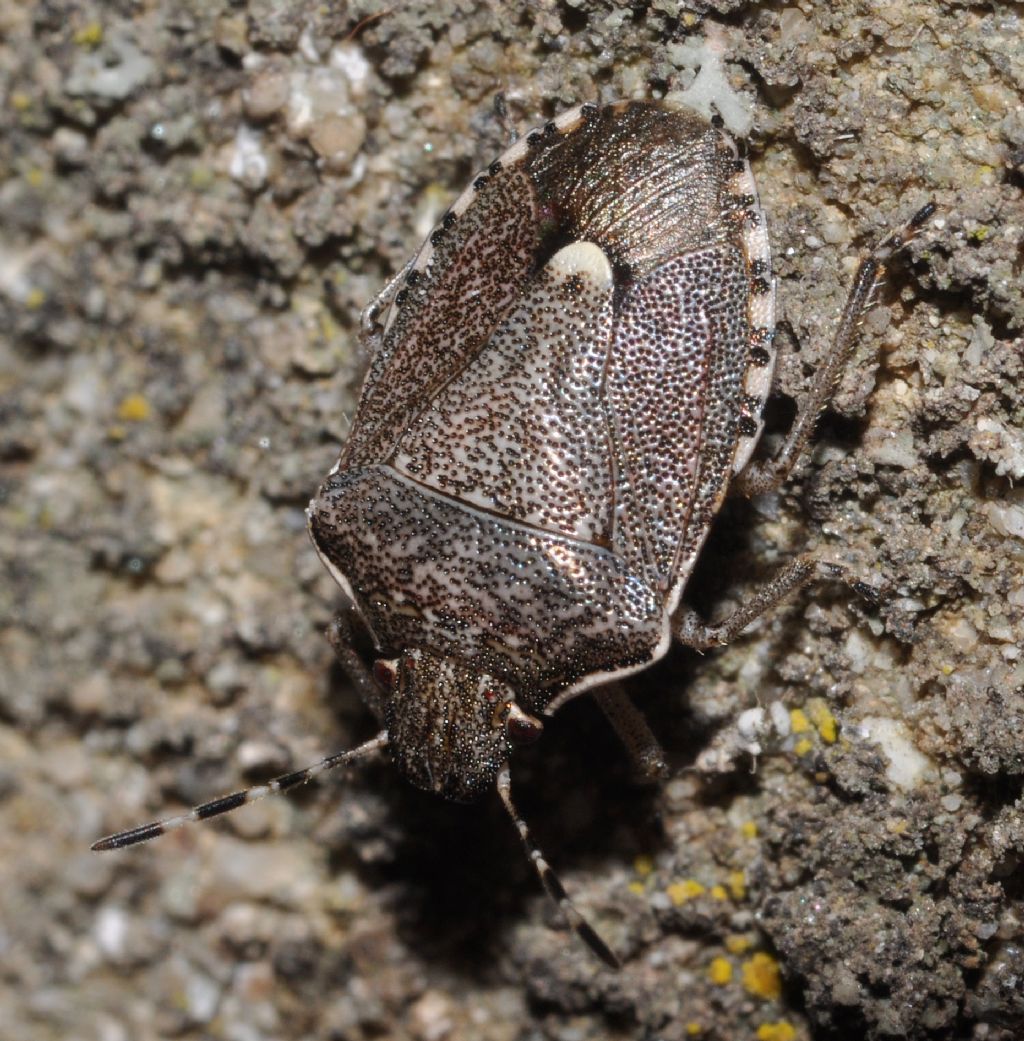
[{"xmin": 2, "ymin": 2, "xmax": 1023, "ymax": 1040}]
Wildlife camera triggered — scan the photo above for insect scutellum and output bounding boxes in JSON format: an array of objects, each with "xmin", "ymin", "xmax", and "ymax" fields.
[{"xmin": 94, "ymin": 96, "xmax": 936, "ymax": 971}]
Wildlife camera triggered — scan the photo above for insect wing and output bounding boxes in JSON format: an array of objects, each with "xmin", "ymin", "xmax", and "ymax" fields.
[{"xmin": 342, "ymin": 168, "xmax": 542, "ymax": 469}]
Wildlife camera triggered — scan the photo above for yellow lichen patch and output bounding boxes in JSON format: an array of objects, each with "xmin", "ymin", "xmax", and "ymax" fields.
[
  {"xmin": 318, "ymin": 311, "xmax": 340, "ymax": 344},
  {"xmin": 627, "ymin": 881, "xmax": 645, "ymax": 896},
  {"xmin": 724, "ymin": 934, "xmax": 751, "ymax": 955},
  {"xmin": 710, "ymin": 884, "xmax": 728, "ymax": 901},
  {"xmin": 189, "ymin": 165, "xmax": 215, "ymax": 190},
  {"xmin": 74, "ymin": 22, "xmax": 104, "ymax": 47},
  {"xmin": 117, "ymin": 394, "xmax": 152, "ymax": 422},
  {"xmin": 806, "ymin": 698, "xmax": 837, "ymax": 743},
  {"xmin": 740, "ymin": 820, "xmax": 758, "ymax": 839},
  {"xmin": 25, "ymin": 288, "xmax": 46, "ymax": 310},
  {"xmin": 685, "ymin": 1022, "xmax": 702, "ymax": 1036},
  {"xmin": 756, "ymin": 1021, "xmax": 796, "ymax": 1041},
  {"xmin": 633, "ymin": 854, "xmax": 654, "ymax": 877},
  {"xmin": 708, "ymin": 957, "xmax": 733, "ymax": 985},
  {"xmin": 789, "ymin": 708, "xmax": 811, "ymax": 734},
  {"xmin": 742, "ymin": 952, "xmax": 782, "ymax": 1000},
  {"xmin": 667, "ymin": 879, "xmax": 706, "ymax": 905},
  {"xmin": 11, "ymin": 91, "xmax": 31, "ymax": 111},
  {"xmin": 793, "ymin": 737, "xmax": 814, "ymax": 757},
  {"xmin": 25, "ymin": 168, "xmax": 45, "ymax": 188},
  {"xmin": 727, "ymin": 870, "xmax": 746, "ymax": 901}
]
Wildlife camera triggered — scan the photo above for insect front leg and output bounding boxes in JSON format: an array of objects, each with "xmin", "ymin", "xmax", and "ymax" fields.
[
  {"xmin": 592, "ymin": 684, "xmax": 669, "ymax": 782},
  {"xmin": 733, "ymin": 202, "xmax": 935, "ymax": 497},
  {"xmin": 357, "ymin": 257, "xmax": 416, "ymax": 356},
  {"xmin": 326, "ymin": 607, "xmax": 387, "ymax": 722},
  {"xmin": 673, "ymin": 558, "xmax": 879, "ymax": 651},
  {"xmin": 492, "ymin": 93, "xmax": 519, "ymax": 145}
]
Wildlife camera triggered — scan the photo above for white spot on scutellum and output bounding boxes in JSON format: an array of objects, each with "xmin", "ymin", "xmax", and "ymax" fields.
[
  {"xmin": 548, "ymin": 240, "xmax": 614, "ymax": 287},
  {"xmin": 381, "ymin": 103, "xmax": 595, "ymax": 338}
]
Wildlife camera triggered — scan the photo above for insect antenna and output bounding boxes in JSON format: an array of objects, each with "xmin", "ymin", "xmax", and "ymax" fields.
[
  {"xmin": 92, "ymin": 731, "xmax": 389, "ymax": 852},
  {"xmin": 496, "ymin": 765, "xmax": 621, "ymax": 970}
]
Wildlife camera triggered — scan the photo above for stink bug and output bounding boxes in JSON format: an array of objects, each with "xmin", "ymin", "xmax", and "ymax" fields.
[{"xmin": 94, "ymin": 99, "xmax": 935, "ymax": 969}]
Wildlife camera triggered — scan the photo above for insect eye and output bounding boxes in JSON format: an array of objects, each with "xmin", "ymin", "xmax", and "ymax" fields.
[
  {"xmin": 506, "ymin": 704, "xmax": 544, "ymax": 745},
  {"xmin": 372, "ymin": 659, "xmax": 399, "ymax": 690}
]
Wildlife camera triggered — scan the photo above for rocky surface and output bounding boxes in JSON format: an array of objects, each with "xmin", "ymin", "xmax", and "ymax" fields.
[{"xmin": 1, "ymin": 2, "xmax": 1021, "ymax": 1039}]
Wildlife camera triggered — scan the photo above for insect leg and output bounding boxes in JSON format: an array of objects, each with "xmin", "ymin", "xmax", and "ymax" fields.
[
  {"xmin": 734, "ymin": 202, "xmax": 936, "ymax": 497},
  {"xmin": 326, "ymin": 608, "xmax": 386, "ymax": 721},
  {"xmin": 92, "ymin": 732, "xmax": 388, "ymax": 852},
  {"xmin": 358, "ymin": 256, "xmax": 416, "ymax": 349},
  {"xmin": 674, "ymin": 558, "xmax": 878, "ymax": 651},
  {"xmin": 592, "ymin": 684, "xmax": 669, "ymax": 782},
  {"xmin": 493, "ymin": 93, "xmax": 518, "ymax": 144},
  {"xmin": 496, "ymin": 765, "xmax": 621, "ymax": 970}
]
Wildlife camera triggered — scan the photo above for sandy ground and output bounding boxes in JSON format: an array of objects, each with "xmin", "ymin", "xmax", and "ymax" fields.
[{"xmin": 2, "ymin": 2, "xmax": 1023, "ymax": 1039}]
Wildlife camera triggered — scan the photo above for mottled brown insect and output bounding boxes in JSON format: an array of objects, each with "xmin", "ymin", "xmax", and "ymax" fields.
[{"xmin": 94, "ymin": 98, "xmax": 934, "ymax": 968}]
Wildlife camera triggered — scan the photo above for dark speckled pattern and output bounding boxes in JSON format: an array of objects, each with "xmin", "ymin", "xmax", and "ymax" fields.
[{"xmin": 308, "ymin": 100, "xmax": 770, "ymax": 801}]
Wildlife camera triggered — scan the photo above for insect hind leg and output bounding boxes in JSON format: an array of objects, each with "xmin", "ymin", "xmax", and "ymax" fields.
[
  {"xmin": 673, "ymin": 557, "xmax": 879, "ymax": 651},
  {"xmin": 734, "ymin": 202, "xmax": 936, "ymax": 497}
]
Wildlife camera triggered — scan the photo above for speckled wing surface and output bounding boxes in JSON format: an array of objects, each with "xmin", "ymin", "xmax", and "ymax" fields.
[
  {"xmin": 339, "ymin": 167, "xmax": 543, "ymax": 470},
  {"xmin": 310, "ymin": 240, "xmax": 665, "ymax": 694},
  {"xmin": 607, "ymin": 245, "xmax": 752, "ymax": 588},
  {"xmin": 392, "ymin": 240, "xmax": 616, "ymax": 546}
]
